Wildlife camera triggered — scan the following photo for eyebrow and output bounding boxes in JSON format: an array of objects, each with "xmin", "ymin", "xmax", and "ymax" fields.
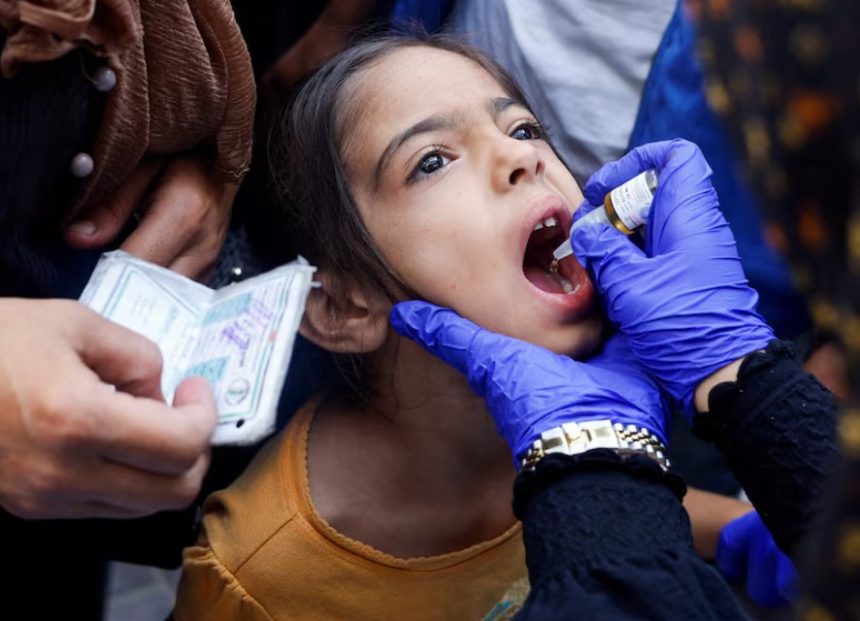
[{"xmin": 372, "ymin": 96, "xmax": 524, "ymax": 189}]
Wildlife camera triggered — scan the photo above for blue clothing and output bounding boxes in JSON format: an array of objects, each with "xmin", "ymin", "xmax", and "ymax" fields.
[
  {"xmin": 628, "ymin": 3, "xmax": 810, "ymax": 338},
  {"xmin": 391, "ymin": 0, "xmax": 455, "ymax": 33}
]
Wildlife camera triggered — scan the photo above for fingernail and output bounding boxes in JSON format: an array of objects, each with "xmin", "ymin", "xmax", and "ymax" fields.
[{"xmin": 66, "ymin": 220, "xmax": 97, "ymax": 236}]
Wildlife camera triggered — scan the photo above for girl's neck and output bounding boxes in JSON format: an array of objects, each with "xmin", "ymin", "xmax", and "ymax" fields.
[
  {"xmin": 308, "ymin": 335, "xmax": 517, "ymax": 557},
  {"xmin": 361, "ymin": 336, "xmax": 511, "ymax": 473}
]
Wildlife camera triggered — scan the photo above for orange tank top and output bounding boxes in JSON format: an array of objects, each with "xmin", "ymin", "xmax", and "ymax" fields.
[{"xmin": 173, "ymin": 398, "xmax": 528, "ymax": 620}]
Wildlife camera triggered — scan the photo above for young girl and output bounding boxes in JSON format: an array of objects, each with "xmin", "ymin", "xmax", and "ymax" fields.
[{"xmin": 172, "ymin": 34, "xmax": 753, "ymax": 620}]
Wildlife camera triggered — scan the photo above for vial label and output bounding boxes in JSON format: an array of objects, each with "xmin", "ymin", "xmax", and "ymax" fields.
[{"xmin": 608, "ymin": 170, "xmax": 656, "ymax": 230}]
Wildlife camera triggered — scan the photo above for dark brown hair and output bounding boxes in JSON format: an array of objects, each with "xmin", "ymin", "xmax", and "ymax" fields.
[{"xmin": 268, "ymin": 32, "xmax": 534, "ymax": 397}]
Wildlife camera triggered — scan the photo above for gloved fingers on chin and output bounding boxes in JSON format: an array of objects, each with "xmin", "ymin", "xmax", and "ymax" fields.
[
  {"xmin": 390, "ymin": 301, "xmax": 484, "ymax": 376},
  {"xmin": 390, "ymin": 300, "xmax": 547, "ymax": 399}
]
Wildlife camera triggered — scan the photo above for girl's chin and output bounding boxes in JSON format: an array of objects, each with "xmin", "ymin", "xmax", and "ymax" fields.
[
  {"xmin": 542, "ymin": 316, "xmax": 604, "ymax": 359},
  {"xmin": 495, "ymin": 315, "xmax": 602, "ymax": 360}
]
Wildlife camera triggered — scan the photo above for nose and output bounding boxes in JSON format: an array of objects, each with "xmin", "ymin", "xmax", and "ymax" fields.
[{"xmin": 492, "ymin": 137, "xmax": 545, "ymax": 192}]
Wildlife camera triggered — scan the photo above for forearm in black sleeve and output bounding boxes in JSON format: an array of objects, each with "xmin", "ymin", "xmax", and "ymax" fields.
[
  {"xmin": 692, "ymin": 340, "xmax": 840, "ymax": 559},
  {"xmin": 512, "ymin": 452, "xmax": 749, "ymax": 621}
]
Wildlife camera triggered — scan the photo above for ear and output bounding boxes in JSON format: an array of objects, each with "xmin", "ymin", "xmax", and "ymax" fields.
[{"xmin": 300, "ymin": 270, "xmax": 391, "ymax": 353}]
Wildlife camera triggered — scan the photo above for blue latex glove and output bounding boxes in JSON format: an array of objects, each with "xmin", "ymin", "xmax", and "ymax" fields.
[
  {"xmin": 390, "ymin": 301, "xmax": 671, "ymax": 461},
  {"xmin": 570, "ymin": 139, "xmax": 774, "ymax": 415},
  {"xmin": 716, "ymin": 511, "xmax": 797, "ymax": 607}
]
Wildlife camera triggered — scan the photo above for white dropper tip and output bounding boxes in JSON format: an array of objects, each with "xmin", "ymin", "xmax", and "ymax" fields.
[
  {"xmin": 553, "ymin": 238, "xmax": 573, "ymax": 261},
  {"xmin": 552, "ymin": 208, "xmax": 611, "ymax": 261}
]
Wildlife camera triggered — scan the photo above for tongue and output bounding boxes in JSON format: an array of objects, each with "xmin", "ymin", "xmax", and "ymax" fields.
[{"xmin": 523, "ymin": 264, "xmax": 568, "ymax": 294}]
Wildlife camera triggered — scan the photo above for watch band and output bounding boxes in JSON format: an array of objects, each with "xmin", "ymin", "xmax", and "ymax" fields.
[{"xmin": 519, "ymin": 420, "xmax": 670, "ymax": 472}]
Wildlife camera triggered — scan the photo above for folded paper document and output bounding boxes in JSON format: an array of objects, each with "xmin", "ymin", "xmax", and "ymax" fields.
[{"xmin": 80, "ymin": 251, "xmax": 316, "ymax": 445}]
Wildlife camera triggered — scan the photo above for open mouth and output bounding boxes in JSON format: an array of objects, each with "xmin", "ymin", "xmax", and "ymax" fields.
[{"xmin": 522, "ymin": 216, "xmax": 586, "ymax": 295}]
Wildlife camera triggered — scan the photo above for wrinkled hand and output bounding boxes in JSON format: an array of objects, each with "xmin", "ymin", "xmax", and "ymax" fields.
[
  {"xmin": 717, "ymin": 510, "xmax": 797, "ymax": 607},
  {"xmin": 262, "ymin": 0, "xmax": 379, "ymax": 96},
  {"xmin": 571, "ymin": 139, "xmax": 774, "ymax": 415},
  {"xmin": 390, "ymin": 301, "xmax": 670, "ymax": 461},
  {"xmin": 262, "ymin": 20, "xmax": 350, "ymax": 95},
  {"xmin": 0, "ymin": 299, "xmax": 217, "ymax": 519},
  {"xmin": 65, "ymin": 157, "xmax": 236, "ymax": 281}
]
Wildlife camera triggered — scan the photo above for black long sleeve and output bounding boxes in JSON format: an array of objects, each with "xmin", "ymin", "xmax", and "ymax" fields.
[
  {"xmin": 693, "ymin": 340, "xmax": 840, "ymax": 558},
  {"xmin": 512, "ymin": 452, "xmax": 750, "ymax": 621},
  {"xmin": 512, "ymin": 340, "xmax": 840, "ymax": 619}
]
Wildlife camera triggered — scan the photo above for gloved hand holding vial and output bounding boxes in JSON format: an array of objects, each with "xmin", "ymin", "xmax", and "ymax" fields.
[{"xmin": 567, "ymin": 139, "xmax": 774, "ymax": 415}]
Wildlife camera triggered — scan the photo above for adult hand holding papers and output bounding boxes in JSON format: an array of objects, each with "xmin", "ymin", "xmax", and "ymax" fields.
[{"xmin": 80, "ymin": 251, "xmax": 316, "ymax": 445}]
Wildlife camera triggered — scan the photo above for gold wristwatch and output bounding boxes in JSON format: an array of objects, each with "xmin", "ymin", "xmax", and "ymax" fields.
[{"xmin": 518, "ymin": 420, "xmax": 670, "ymax": 472}]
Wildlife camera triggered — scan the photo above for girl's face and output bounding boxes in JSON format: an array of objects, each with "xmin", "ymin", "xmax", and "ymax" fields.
[{"xmin": 343, "ymin": 47, "xmax": 601, "ymax": 356}]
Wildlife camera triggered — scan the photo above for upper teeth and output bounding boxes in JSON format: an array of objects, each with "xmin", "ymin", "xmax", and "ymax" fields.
[{"xmin": 533, "ymin": 216, "xmax": 559, "ymax": 232}]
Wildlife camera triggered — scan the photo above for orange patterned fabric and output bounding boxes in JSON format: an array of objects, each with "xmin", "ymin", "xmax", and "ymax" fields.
[
  {"xmin": 689, "ymin": 0, "xmax": 860, "ymax": 359},
  {"xmin": 691, "ymin": 0, "xmax": 860, "ymax": 617}
]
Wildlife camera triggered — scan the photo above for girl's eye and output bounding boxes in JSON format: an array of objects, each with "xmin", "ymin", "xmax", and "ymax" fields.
[
  {"xmin": 510, "ymin": 121, "xmax": 545, "ymax": 141},
  {"xmin": 409, "ymin": 150, "xmax": 451, "ymax": 182}
]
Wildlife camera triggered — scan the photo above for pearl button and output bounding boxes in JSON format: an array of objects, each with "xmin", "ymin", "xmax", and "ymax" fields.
[
  {"xmin": 92, "ymin": 66, "xmax": 117, "ymax": 92},
  {"xmin": 70, "ymin": 152, "xmax": 94, "ymax": 178}
]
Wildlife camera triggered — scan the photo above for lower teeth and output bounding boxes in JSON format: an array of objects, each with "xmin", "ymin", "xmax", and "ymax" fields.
[
  {"xmin": 548, "ymin": 259, "xmax": 578, "ymax": 293},
  {"xmin": 547, "ymin": 266, "xmax": 576, "ymax": 293}
]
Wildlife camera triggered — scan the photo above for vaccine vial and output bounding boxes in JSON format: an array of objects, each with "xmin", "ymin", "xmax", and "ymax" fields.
[{"xmin": 553, "ymin": 169, "xmax": 659, "ymax": 261}]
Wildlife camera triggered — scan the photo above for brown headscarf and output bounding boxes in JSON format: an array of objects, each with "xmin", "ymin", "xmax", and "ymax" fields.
[{"xmin": 0, "ymin": 0, "xmax": 256, "ymax": 221}]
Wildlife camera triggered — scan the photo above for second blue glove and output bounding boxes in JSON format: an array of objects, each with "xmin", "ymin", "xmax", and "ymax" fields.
[
  {"xmin": 390, "ymin": 301, "xmax": 671, "ymax": 462},
  {"xmin": 571, "ymin": 140, "xmax": 774, "ymax": 415},
  {"xmin": 717, "ymin": 510, "xmax": 798, "ymax": 607}
]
